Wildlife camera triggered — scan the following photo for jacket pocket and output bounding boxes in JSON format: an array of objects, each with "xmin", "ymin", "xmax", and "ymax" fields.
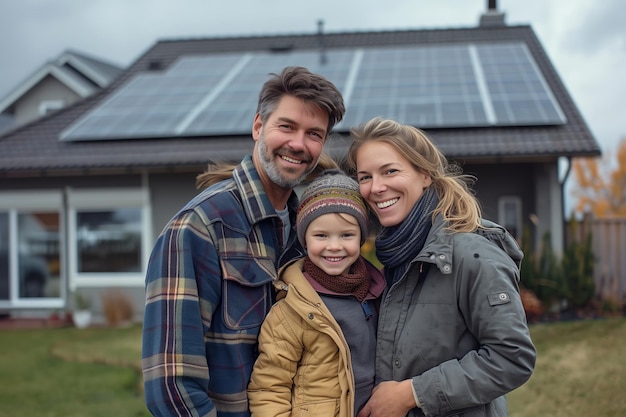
[
  {"xmin": 292, "ymin": 399, "xmax": 340, "ymax": 417},
  {"xmin": 221, "ymin": 256, "xmax": 275, "ymax": 330}
]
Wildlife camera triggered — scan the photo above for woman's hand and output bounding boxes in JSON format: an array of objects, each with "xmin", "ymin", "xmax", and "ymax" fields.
[{"xmin": 357, "ymin": 379, "xmax": 417, "ymax": 417}]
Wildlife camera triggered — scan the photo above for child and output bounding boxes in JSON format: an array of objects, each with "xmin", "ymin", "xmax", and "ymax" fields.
[{"xmin": 248, "ymin": 169, "xmax": 385, "ymax": 417}]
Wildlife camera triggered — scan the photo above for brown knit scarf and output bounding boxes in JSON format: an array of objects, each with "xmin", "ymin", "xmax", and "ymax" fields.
[{"xmin": 303, "ymin": 256, "xmax": 370, "ymax": 302}]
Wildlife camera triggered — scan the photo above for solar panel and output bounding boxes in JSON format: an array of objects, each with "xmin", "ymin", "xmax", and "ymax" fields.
[
  {"xmin": 477, "ymin": 43, "xmax": 565, "ymax": 125},
  {"xmin": 60, "ymin": 42, "xmax": 565, "ymax": 141},
  {"xmin": 341, "ymin": 44, "xmax": 490, "ymax": 128},
  {"xmin": 183, "ymin": 50, "xmax": 354, "ymax": 135}
]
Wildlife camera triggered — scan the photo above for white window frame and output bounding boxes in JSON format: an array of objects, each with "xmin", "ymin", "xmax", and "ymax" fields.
[
  {"xmin": 67, "ymin": 188, "xmax": 151, "ymax": 289},
  {"xmin": 0, "ymin": 190, "xmax": 65, "ymax": 309},
  {"xmin": 498, "ymin": 196, "xmax": 522, "ymax": 240}
]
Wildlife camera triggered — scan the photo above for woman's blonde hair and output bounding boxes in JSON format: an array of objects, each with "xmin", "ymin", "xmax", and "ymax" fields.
[
  {"xmin": 195, "ymin": 162, "xmax": 238, "ymax": 189},
  {"xmin": 347, "ymin": 117, "xmax": 481, "ymax": 233}
]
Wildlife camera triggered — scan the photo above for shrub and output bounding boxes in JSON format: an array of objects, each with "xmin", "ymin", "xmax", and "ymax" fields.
[
  {"xmin": 101, "ymin": 290, "xmax": 134, "ymax": 326},
  {"xmin": 73, "ymin": 291, "xmax": 92, "ymax": 310},
  {"xmin": 599, "ymin": 296, "xmax": 622, "ymax": 316},
  {"xmin": 535, "ymin": 232, "xmax": 566, "ymax": 310},
  {"xmin": 520, "ymin": 288, "xmax": 544, "ymax": 322},
  {"xmin": 561, "ymin": 222, "xmax": 595, "ymax": 309},
  {"xmin": 520, "ymin": 217, "xmax": 600, "ymax": 316},
  {"xmin": 520, "ymin": 225, "xmax": 538, "ymax": 291}
]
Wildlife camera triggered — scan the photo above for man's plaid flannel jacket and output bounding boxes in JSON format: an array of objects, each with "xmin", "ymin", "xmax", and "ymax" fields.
[{"xmin": 142, "ymin": 154, "xmax": 304, "ymax": 417}]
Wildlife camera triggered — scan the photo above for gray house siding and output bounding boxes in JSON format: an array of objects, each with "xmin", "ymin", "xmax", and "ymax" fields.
[
  {"xmin": 470, "ymin": 163, "xmax": 535, "ymax": 211},
  {"xmin": 465, "ymin": 161, "xmax": 539, "ymax": 244},
  {"xmin": 148, "ymin": 171, "xmax": 200, "ymax": 238}
]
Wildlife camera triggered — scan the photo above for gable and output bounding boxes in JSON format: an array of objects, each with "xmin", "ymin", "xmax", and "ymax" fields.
[
  {"xmin": 0, "ymin": 50, "xmax": 122, "ymax": 117},
  {"xmin": 12, "ymin": 75, "xmax": 83, "ymax": 125}
]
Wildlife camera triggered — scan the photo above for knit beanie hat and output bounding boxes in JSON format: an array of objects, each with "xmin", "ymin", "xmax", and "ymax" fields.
[{"xmin": 297, "ymin": 169, "xmax": 369, "ymax": 247}]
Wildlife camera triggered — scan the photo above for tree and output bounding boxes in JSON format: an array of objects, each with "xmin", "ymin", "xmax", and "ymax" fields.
[{"xmin": 571, "ymin": 137, "xmax": 626, "ymax": 217}]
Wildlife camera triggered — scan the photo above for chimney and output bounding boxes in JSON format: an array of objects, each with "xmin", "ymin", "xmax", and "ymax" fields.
[
  {"xmin": 479, "ymin": 0, "xmax": 506, "ymax": 27},
  {"xmin": 317, "ymin": 19, "xmax": 327, "ymax": 65}
]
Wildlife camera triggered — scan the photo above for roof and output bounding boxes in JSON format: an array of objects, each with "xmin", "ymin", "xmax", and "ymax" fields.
[
  {"xmin": 0, "ymin": 113, "xmax": 13, "ymax": 135},
  {"xmin": 0, "ymin": 50, "xmax": 124, "ymax": 115},
  {"xmin": 0, "ymin": 24, "xmax": 601, "ymax": 177}
]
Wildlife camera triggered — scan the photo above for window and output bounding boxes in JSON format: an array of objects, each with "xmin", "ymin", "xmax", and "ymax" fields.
[
  {"xmin": 76, "ymin": 208, "xmax": 142, "ymax": 273},
  {"xmin": 68, "ymin": 188, "xmax": 151, "ymax": 287},
  {"xmin": 39, "ymin": 100, "xmax": 65, "ymax": 116},
  {"xmin": 18, "ymin": 212, "xmax": 61, "ymax": 298},
  {"xmin": 498, "ymin": 196, "xmax": 522, "ymax": 239},
  {"xmin": 0, "ymin": 191, "xmax": 64, "ymax": 308}
]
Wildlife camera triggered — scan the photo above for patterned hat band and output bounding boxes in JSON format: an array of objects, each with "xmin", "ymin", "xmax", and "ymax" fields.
[{"xmin": 297, "ymin": 169, "xmax": 369, "ymax": 247}]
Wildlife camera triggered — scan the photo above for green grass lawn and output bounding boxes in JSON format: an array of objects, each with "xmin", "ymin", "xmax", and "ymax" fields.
[
  {"xmin": 0, "ymin": 317, "xmax": 624, "ymax": 416},
  {"xmin": 0, "ymin": 325, "xmax": 149, "ymax": 417},
  {"xmin": 508, "ymin": 316, "xmax": 626, "ymax": 417}
]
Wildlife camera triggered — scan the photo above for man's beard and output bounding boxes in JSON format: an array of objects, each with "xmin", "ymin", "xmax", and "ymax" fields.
[{"xmin": 256, "ymin": 132, "xmax": 318, "ymax": 188}]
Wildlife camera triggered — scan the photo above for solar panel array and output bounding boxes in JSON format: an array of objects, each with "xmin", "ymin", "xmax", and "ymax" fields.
[{"xmin": 60, "ymin": 42, "xmax": 565, "ymax": 141}]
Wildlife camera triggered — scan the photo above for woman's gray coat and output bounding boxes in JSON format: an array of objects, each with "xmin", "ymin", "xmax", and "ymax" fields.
[{"xmin": 375, "ymin": 216, "xmax": 536, "ymax": 417}]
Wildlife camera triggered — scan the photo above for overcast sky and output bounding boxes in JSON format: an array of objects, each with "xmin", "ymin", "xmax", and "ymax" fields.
[{"xmin": 1, "ymin": 0, "xmax": 624, "ymax": 157}]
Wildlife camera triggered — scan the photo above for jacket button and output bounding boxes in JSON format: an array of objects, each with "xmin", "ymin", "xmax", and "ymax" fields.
[
  {"xmin": 394, "ymin": 358, "xmax": 401, "ymax": 367},
  {"xmin": 308, "ymin": 313, "xmax": 314, "ymax": 320}
]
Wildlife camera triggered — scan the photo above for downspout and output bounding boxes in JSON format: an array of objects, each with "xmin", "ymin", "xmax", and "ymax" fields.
[{"xmin": 560, "ymin": 156, "xmax": 573, "ymax": 250}]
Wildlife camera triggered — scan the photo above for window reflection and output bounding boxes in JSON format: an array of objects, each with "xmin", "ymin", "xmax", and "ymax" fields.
[
  {"xmin": 76, "ymin": 208, "xmax": 142, "ymax": 273},
  {"xmin": 18, "ymin": 212, "xmax": 61, "ymax": 298}
]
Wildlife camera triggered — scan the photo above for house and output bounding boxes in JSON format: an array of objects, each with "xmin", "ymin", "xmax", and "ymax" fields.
[
  {"xmin": 0, "ymin": 5, "xmax": 601, "ymax": 323},
  {"xmin": 0, "ymin": 50, "xmax": 123, "ymax": 135}
]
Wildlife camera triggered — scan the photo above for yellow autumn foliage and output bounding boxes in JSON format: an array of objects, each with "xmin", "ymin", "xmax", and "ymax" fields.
[{"xmin": 571, "ymin": 138, "xmax": 626, "ymax": 218}]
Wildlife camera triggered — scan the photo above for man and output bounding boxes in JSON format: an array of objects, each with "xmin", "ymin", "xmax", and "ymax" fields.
[{"xmin": 142, "ymin": 66, "xmax": 345, "ymax": 417}]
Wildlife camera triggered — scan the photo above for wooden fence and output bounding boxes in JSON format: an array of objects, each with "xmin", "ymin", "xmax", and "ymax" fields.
[{"xmin": 566, "ymin": 215, "xmax": 626, "ymax": 303}]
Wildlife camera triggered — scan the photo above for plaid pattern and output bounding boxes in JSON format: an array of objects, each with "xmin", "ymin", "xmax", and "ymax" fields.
[{"xmin": 142, "ymin": 155, "xmax": 303, "ymax": 417}]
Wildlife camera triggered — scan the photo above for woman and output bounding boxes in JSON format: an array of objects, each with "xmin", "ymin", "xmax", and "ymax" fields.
[{"xmin": 347, "ymin": 117, "xmax": 536, "ymax": 417}]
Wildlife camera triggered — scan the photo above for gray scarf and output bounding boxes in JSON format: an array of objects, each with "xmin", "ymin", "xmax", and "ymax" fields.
[{"xmin": 375, "ymin": 187, "xmax": 439, "ymax": 286}]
